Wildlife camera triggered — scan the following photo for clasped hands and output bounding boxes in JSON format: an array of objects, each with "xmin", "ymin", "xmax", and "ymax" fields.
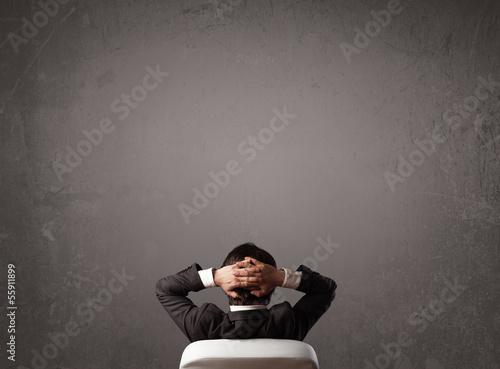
[{"xmin": 213, "ymin": 257, "xmax": 285, "ymax": 298}]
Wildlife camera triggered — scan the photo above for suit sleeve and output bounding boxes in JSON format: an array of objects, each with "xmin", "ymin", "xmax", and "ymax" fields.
[
  {"xmin": 155, "ymin": 263, "xmax": 214, "ymax": 341},
  {"xmin": 291, "ymin": 265, "xmax": 337, "ymax": 340}
]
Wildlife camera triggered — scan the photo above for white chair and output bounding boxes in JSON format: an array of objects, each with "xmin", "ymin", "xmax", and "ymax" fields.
[{"xmin": 179, "ymin": 339, "xmax": 319, "ymax": 369}]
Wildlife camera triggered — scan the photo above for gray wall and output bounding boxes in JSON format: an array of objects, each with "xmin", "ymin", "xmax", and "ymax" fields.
[{"xmin": 1, "ymin": 0, "xmax": 499, "ymax": 368}]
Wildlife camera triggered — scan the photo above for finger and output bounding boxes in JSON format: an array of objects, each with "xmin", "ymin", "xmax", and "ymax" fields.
[
  {"xmin": 235, "ymin": 261, "xmax": 257, "ymax": 269},
  {"xmin": 227, "ymin": 290, "xmax": 240, "ymax": 298},
  {"xmin": 233, "ymin": 268, "xmax": 261, "ymax": 276},
  {"xmin": 236, "ymin": 276, "xmax": 262, "ymax": 284},
  {"xmin": 245, "ymin": 257, "xmax": 263, "ymax": 266},
  {"xmin": 234, "ymin": 281, "xmax": 259, "ymax": 289},
  {"xmin": 234, "ymin": 278, "xmax": 262, "ymax": 288},
  {"xmin": 250, "ymin": 289, "xmax": 265, "ymax": 297}
]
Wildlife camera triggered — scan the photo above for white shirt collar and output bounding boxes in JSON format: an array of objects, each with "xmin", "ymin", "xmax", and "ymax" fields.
[{"xmin": 229, "ymin": 304, "xmax": 268, "ymax": 312}]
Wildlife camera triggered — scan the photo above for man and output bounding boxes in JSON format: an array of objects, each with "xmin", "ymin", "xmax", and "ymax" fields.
[{"xmin": 155, "ymin": 243, "xmax": 337, "ymax": 342}]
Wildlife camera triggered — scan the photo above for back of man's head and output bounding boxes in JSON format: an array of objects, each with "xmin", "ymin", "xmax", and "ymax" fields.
[{"xmin": 221, "ymin": 243, "xmax": 277, "ymax": 306}]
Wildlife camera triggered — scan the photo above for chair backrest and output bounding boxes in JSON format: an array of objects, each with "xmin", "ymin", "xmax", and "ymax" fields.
[{"xmin": 179, "ymin": 339, "xmax": 319, "ymax": 369}]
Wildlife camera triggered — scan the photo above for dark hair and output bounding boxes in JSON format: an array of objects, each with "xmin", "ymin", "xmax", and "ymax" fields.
[{"xmin": 221, "ymin": 243, "xmax": 277, "ymax": 306}]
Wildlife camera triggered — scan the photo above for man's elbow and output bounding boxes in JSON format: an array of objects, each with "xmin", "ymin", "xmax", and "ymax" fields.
[
  {"xmin": 327, "ymin": 280, "xmax": 337, "ymax": 303},
  {"xmin": 155, "ymin": 277, "xmax": 169, "ymax": 297},
  {"xmin": 155, "ymin": 275, "xmax": 181, "ymax": 297}
]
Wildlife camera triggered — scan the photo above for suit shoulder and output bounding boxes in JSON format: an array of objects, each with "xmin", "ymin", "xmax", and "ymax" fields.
[
  {"xmin": 269, "ymin": 301, "xmax": 293, "ymax": 317},
  {"xmin": 198, "ymin": 302, "xmax": 225, "ymax": 316}
]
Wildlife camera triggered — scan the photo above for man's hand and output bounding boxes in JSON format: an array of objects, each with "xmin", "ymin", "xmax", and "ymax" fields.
[
  {"xmin": 234, "ymin": 257, "xmax": 285, "ymax": 297},
  {"xmin": 213, "ymin": 262, "xmax": 262, "ymax": 298}
]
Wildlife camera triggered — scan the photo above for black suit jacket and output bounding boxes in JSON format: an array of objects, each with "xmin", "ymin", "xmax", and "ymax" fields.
[{"xmin": 155, "ymin": 263, "xmax": 337, "ymax": 342}]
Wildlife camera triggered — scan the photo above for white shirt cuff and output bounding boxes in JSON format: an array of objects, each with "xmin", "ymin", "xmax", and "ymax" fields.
[
  {"xmin": 280, "ymin": 268, "xmax": 302, "ymax": 289},
  {"xmin": 198, "ymin": 268, "xmax": 217, "ymax": 288}
]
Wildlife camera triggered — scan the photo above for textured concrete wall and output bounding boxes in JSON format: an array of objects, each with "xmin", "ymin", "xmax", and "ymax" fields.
[{"xmin": 1, "ymin": 0, "xmax": 499, "ymax": 368}]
